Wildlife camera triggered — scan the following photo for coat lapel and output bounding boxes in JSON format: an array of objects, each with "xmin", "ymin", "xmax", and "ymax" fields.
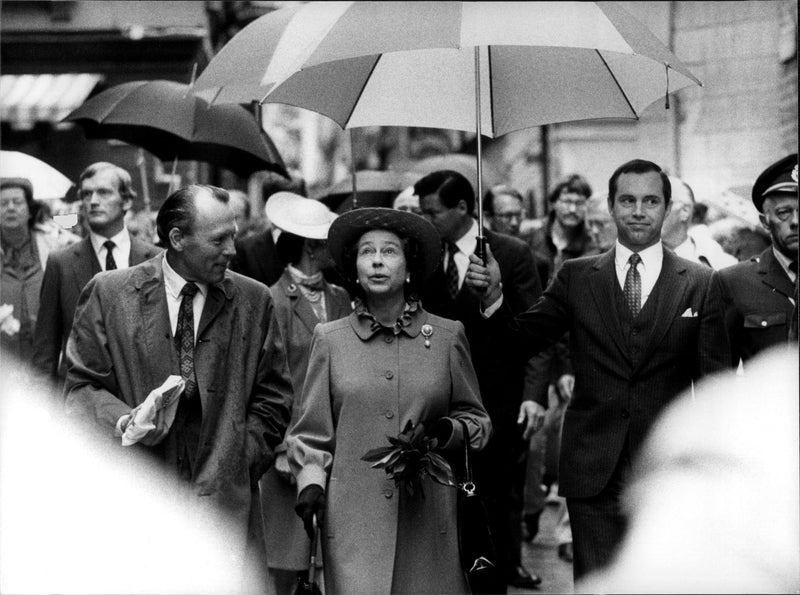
[
  {"xmin": 588, "ymin": 248, "xmax": 630, "ymax": 362},
  {"xmin": 279, "ymin": 272, "xmax": 321, "ymax": 334},
  {"xmin": 636, "ymin": 249, "xmax": 689, "ymax": 369},
  {"xmin": 757, "ymin": 248, "xmax": 794, "ymax": 301},
  {"xmin": 134, "ymin": 258, "xmax": 176, "ymax": 385},
  {"xmin": 197, "ymin": 275, "xmax": 235, "ymax": 341}
]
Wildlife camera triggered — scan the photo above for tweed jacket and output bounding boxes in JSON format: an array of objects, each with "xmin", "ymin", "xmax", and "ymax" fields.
[
  {"xmin": 718, "ymin": 247, "xmax": 797, "ymax": 367},
  {"xmin": 497, "ymin": 247, "xmax": 731, "ymax": 498},
  {"xmin": 287, "ymin": 307, "xmax": 491, "ymax": 595},
  {"xmin": 64, "ymin": 255, "xmax": 293, "ymax": 567},
  {"xmin": 33, "ymin": 234, "xmax": 161, "ymax": 380}
]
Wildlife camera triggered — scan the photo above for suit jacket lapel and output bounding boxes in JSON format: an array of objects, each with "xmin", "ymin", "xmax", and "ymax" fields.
[
  {"xmin": 637, "ymin": 249, "xmax": 689, "ymax": 369},
  {"xmin": 589, "ymin": 248, "xmax": 631, "ymax": 363},
  {"xmin": 70, "ymin": 238, "xmax": 100, "ymax": 294},
  {"xmin": 758, "ymin": 248, "xmax": 794, "ymax": 301}
]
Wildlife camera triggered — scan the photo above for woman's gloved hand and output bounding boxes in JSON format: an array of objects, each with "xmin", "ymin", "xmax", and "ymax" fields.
[
  {"xmin": 294, "ymin": 484, "xmax": 325, "ymax": 539},
  {"xmin": 428, "ymin": 417, "xmax": 455, "ymax": 449}
]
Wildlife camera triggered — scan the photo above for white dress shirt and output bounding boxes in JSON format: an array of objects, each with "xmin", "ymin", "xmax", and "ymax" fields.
[
  {"xmin": 162, "ymin": 253, "xmax": 208, "ymax": 343},
  {"xmin": 444, "ymin": 218, "xmax": 480, "ymax": 289},
  {"xmin": 90, "ymin": 228, "xmax": 132, "ymax": 271},
  {"xmin": 614, "ymin": 241, "xmax": 664, "ymax": 310}
]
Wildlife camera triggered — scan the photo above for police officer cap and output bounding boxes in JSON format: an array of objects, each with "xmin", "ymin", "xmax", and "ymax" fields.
[{"xmin": 752, "ymin": 153, "xmax": 798, "ymax": 212}]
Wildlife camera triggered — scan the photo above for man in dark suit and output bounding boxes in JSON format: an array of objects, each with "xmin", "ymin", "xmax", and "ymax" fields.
[
  {"xmin": 466, "ymin": 159, "xmax": 731, "ymax": 580},
  {"xmin": 719, "ymin": 153, "xmax": 798, "ymax": 365},
  {"xmin": 33, "ymin": 162, "xmax": 161, "ymax": 384},
  {"xmin": 415, "ymin": 170, "xmax": 546, "ymax": 591}
]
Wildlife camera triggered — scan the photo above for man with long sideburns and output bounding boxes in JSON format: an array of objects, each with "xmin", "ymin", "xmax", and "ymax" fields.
[
  {"xmin": 64, "ymin": 184, "xmax": 293, "ymax": 590},
  {"xmin": 33, "ymin": 162, "xmax": 160, "ymax": 383},
  {"xmin": 466, "ymin": 159, "xmax": 730, "ymax": 580}
]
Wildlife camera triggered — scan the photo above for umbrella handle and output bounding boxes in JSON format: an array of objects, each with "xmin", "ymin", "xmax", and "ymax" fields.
[{"xmin": 308, "ymin": 513, "xmax": 319, "ymax": 584}]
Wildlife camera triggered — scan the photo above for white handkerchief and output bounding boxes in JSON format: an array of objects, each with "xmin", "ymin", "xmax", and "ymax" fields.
[
  {"xmin": 681, "ymin": 307, "xmax": 697, "ymax": 318},
  {"xmin": 121, "ymin": 375, "xmax": 185, "ymax": 446}
]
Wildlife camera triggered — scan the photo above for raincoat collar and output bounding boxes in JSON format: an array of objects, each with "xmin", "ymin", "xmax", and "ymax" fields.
[{"xmin": 351, "ymin": 296, "xmax": 425, "ymax": 340}]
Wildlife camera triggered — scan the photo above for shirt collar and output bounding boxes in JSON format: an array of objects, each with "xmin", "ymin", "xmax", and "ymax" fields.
[
  {"xmin": 162, "ymin": 253, "xmax": 209, "ymax": 300},
  {"xmin": 454, "ymin": 218, "xmax": 479, "ymax": 254},
  {"xmin": 615, "ymin": 240, "xmax": 663, "ymax": 270},
  {"xmin": 90, "ymin": 227, "xmax": 130, "ymax": 255}
]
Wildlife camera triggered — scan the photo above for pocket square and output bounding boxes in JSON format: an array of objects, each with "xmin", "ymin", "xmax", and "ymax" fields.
[{"xmin": 681, "ymin": 307, "xmax": 698, "ymax": 318}]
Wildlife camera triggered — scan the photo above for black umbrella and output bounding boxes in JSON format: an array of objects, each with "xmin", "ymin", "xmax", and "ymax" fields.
[{"xmin": 64, "ymin": 80, "xmax": 288, "ymax": 179}]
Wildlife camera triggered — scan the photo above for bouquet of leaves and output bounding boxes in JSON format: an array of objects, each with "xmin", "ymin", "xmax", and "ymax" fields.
[{"xmin": 361, "ymin": 420, "xmax": 456, "ymax": 497}]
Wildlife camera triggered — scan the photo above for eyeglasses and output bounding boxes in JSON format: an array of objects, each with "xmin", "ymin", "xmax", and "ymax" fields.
[
  {"xmin": 771, "ymin": 206, "xmax": 798, "ymax": 222},
  {"xmin": 557, "ymin": 197, "xmax": 587, "ymax": 209}
]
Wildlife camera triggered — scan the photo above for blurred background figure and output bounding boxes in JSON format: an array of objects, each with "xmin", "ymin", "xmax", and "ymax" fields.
[
  {"xmin": 707, "ymin": 217, "xmax": 771, "ymax": 263},
  {"xmin": 576, "ymin": 346, "xmax": 800, "ymax": 594},
  {"xmin": 0, "ymin": 177, "xmax": 79, "ymax": 360},
  {"xmin": 392, "ymin": 185, "xmax": 422, "ymax": 215},
  {"xmin": 585, "ymin": 193, "xmax": 617, "ymax": 252},
  {"xmin": 259, "ymin": 192, "xmax": 350, "ymax": 595},
  {"xmin": 0, "ymin": 352, "xmax": 260, "ymax": 595},
  {"xmin": 124, "ymin": 208, "xmax": 158, "ymax": 246},
  {"xmin": 662, "ymin": 176, "xmax": 737, "ymax": 270},
  {"xmin": 228, "ymin": 189, "xmax": 263, "ymax": 241},
  {"xmin": 483, "ymin": 184, "xmax": 525, "ymax": 237}
]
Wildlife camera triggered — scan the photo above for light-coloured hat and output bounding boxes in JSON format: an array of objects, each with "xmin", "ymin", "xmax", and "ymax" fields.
[
  {"xmin": 264, "ymin": 191, "xmax": 337, "ymax": 240},
  {"xmin": 327, "ymin": 207, "xmax": 442, "ymax": 282}
]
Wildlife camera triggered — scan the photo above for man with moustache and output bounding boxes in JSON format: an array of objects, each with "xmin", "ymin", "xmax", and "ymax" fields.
[
  {"xmin": 33, "ymin": 162, "xmax": 160, "ymax": 383},
  {"xmin": 718, "ymin": 154, "xmax": 799, "ymax": 365},
  {"xmin": 64, "ymin": 185, "xmax": 293, "ymax": 588},
  {"xmin": 466, "ymin": 159, "xmax": 730, "ymax": 580}
]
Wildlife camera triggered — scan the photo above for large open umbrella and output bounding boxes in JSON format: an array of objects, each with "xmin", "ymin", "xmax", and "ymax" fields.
[
  {"xmin": 0, "ymin": 150, "xmax": 73, "ymax": 200},
  {"xmin": 194, "ymin": 1, "xmax": 701, "ymax": 255},
  {"xmin": 65, "ymin": 80, "xmax": 288, "ymax": 179}
]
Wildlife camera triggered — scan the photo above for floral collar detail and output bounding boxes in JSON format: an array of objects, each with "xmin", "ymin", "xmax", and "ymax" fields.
[{"xmin": 353, "ymin": 296, "xmax": 423, "ymax": 339}]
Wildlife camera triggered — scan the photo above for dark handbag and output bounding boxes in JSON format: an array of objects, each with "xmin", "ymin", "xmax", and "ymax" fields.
[{"xmin": 456, "ymin": 420, "xmax": 502, "ymax": 594}]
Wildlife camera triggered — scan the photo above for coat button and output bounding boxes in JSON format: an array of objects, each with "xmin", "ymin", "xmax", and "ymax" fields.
[
  {"xmin": 621, "ymin": 409, "xmax": 630, "ymax": 419},
  {"xmin": 384, "ymin": 335, "xmax": 394, "ymax": 343},
  {"xmin": 385, "ymin": 370, "xmax": 394, "ymax": 379},
  {"xmin": 385, "ymin": 411, "xmax": 394, "ymax": 419},
  {"xmin": 384, "ymin": 489, "xmax": 393, "ymax": 499}
]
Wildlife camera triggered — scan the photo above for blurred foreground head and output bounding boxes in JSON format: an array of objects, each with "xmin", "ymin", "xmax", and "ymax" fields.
[
  {"xmin": 577, "ymin": 346, "xmax": 800, "ymax": 594},
  {"xmin": 0, "ymin": 353, "xmax": 261, "ymax": 594}
]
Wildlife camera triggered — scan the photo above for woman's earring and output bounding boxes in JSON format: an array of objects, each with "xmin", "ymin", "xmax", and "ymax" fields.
[{"xmin": 405, "ymin": 274, "xmax": 411, "ymax": 284}]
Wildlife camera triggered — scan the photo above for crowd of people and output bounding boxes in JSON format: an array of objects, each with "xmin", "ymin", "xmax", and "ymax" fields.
[{"xmin": 0, "ymin": 151, "xmax": 797, "ymax": 594}]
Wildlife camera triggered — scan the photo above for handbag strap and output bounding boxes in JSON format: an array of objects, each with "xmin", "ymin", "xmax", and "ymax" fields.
[{"xmin": 457, "ymin": 418, "xmax": 476, "ymax": 496}]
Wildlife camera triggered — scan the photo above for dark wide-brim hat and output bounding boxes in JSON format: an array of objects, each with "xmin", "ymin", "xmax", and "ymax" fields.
[
  {"xmin": 327, "ymin": 207, "xmax": 442, "ymax": 282},
  {"xmin": 752, "ymin": 153, "xmax": 798, "ymax": 212}
]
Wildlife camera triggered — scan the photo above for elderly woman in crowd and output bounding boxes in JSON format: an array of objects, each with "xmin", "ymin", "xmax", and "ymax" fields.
[
  {"xmin": 287, "ymin": 208, "xmax": 492, "ymax": 594},
  {"xmin": 259, "ymin": 192, "xmax": 351, "ymax": 594},
  {"xmin": 0, "ymin": 177, "xmax": 79, "ymax": 359}
]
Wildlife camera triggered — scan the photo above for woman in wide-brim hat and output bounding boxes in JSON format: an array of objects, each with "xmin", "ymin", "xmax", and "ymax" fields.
[
  {"xmin": 287, "ymin": 207, "xmax": 492, "ymax": 594},
  {"xmin": 259, "ymin": 191, "xmax": 352, "ymax": 594}
]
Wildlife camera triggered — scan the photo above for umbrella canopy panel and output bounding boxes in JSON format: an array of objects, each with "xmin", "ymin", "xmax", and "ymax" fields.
[
  {"xmin": 65, "ymin": 80, "xmax": 288, "ymax": 178},
  {"xmin": 194, "ymin": 1, "xmax": 699, "ymax": 108},
  {"xmin": 265, "ymin": 44, "xmax": 699, "ymax": 138},
  {"xmin": 0, "ymin": 150, "xmax": 74, "ymax": 200}
]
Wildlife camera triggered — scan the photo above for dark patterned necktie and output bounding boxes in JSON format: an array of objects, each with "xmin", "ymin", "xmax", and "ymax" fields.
[
  {"xmin": 446, "ymin": 243, "xmax": 460, "ymax": 300},
  {"xmin": 176, "ymin": 283, "xmax": 199, "ymax": 399},
  {"xmin": 623, "ymin": 253, "xmax": 642, "ymax": 317},
  {"xmin": 103, "ymin": 240, "xmax": 117, "ymax": 271}
]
